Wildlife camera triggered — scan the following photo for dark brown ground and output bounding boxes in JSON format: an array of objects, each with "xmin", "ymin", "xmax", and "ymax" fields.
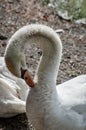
[{"xmin": 0, "ymin": 0, "xmax": 86, "ymax": 129}]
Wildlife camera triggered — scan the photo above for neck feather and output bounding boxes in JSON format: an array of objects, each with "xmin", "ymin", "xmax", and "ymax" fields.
[{"xmin": 5, "ymin": 24, "xmax": 62, "ymax": 84}]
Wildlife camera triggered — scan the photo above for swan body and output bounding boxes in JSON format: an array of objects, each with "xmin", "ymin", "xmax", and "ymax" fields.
[
  {"xmin": 0, "ymin": 57, "xmax": 29, "ymax": 117},
  {"xmin": 57, "ymin": 75, "xmax": 86, "ymax": 108},
  {"xmin": 5, "ymin": 24, "xmax": 86, "ymax": 129}
]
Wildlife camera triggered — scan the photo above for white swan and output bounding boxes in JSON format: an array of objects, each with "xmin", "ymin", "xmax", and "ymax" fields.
[
  {"xmin": 0, "ymin": 56, "xmax": 34, "ymax": 117},
  {"xmin": 5, "ymin": 24, "xmax": 86, "ymax": 129}
]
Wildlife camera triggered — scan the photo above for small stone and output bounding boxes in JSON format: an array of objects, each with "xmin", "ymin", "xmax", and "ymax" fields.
[{"xmin": 38, "ymin": 51, "xmax": 42, "ymax": 56}]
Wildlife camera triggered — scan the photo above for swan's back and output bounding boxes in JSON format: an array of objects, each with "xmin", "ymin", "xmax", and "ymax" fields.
[
  {"xmin": 57, "ymin": 75, "xmax": 86, "ymax": 119},
  {"xmin": 57, "ymin": 75, "xmax": 86, "ymax": 106}
]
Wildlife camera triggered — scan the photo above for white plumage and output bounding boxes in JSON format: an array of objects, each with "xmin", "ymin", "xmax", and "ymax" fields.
[
  {"xmin": 0, "ymin": 57, "xmax": 29, "ymax": 117},
  {"xmin": 5, "ymin": 24, "xmax": 86, "ymax": 129}
]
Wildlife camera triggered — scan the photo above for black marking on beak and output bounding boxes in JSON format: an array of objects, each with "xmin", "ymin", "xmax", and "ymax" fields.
[{"xmin": 20, "ymin": 67, "xmax": 27, "ymax": 79}]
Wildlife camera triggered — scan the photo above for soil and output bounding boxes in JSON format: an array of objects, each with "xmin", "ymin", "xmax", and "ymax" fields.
[{"xmin": 0, "ymin": 0, "xmax": 86, "ymax": 129}]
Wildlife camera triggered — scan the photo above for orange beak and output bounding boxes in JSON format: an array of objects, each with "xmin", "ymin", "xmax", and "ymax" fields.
[
  {"xmin": 24, "ymin": 70, "xmax": 35, "ymax": 87},
  {"xmin": 21, "ymin": 68, "xmax": 35, "ymax": 87}
]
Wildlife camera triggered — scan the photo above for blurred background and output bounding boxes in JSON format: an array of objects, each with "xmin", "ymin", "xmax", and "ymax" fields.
[{"xmin": 0, "ymin": 0, "xmax": 86, "ymax": 129}]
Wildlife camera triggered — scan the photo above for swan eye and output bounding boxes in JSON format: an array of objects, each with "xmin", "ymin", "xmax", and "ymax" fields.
[{"xmin": 24, "ymin": 77, "xmax": 28, "ymax": 80}]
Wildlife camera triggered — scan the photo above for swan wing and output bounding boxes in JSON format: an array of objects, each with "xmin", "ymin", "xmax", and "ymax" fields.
[
  {"xmin": 0, "ymin": 57, "xmax": 30, "ymax": 117},
  {"xmin": 0, "ymin": 56, "xmax": 30, "ymax": 100},
  {"xmin": 57, "ymin": 75, "xmax": 86, "ymax": 114},
  {"xmin": 16, "ymin": 78, "xmax": 30, "ymax": 101},
  {"xmin": 0, "ymin": 77, "xmax": 26, "ymax": 117}
]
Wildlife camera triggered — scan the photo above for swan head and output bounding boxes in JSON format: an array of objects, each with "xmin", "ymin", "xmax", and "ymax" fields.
[
  {"xmin": 5, "ymin": 24, "xmax": 62, "ymax": 88},
  {"xmin": 5, "ymin": 46, "xmax": 34, "ymax": 87}
]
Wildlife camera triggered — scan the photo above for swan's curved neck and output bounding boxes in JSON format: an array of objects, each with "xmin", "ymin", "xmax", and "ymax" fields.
[
  {"xmin": 36, "ymin": 36, "xmax": 62, "ymax": 85},
  {"xmin": 5, "ymin": 25, "xmax": 62, "ymax": 85}
]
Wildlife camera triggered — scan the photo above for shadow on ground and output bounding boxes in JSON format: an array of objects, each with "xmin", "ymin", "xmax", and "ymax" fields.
[{"xmin": 0, "ymin": 113, "xmax": 31, "ymax": 130}]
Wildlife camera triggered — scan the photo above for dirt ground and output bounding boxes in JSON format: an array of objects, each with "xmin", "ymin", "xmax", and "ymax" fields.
[{"xmin": 0, "ymin": 0, "xmax": 86, "ymax": 129}]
